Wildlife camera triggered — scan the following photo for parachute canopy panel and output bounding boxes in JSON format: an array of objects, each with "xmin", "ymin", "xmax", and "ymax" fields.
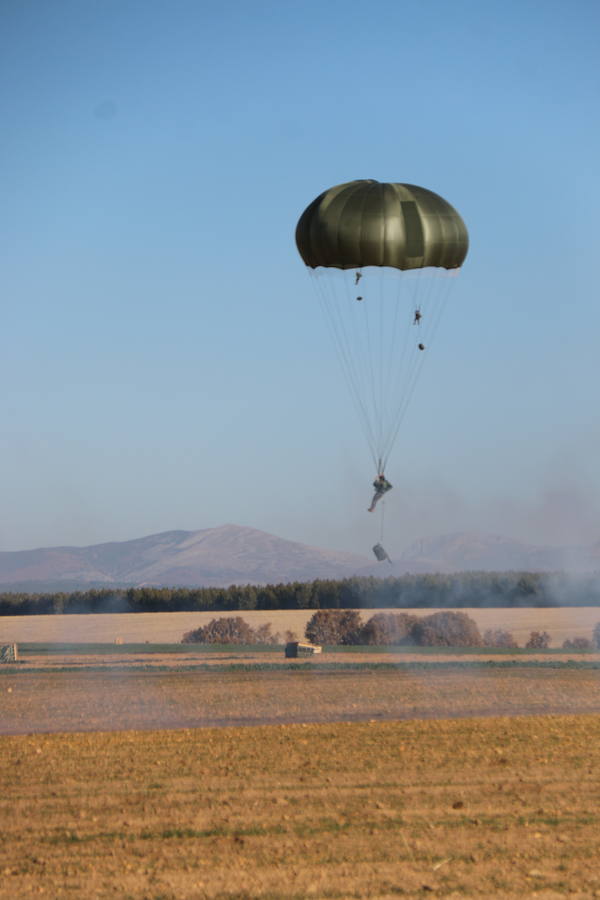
[{"xmin": 295, "ymin": 180, "xmax": 469, "ymax": 271}]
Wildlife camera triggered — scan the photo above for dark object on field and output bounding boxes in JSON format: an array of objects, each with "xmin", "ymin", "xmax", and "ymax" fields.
[
  {"xmin": 360, "ymin": 613, "xmax": 418, "ymax": 645},
  {"xmin": 0, "ymin": 643, "xmax": 18, "ymax": 663},
  {"xmin": 285, "ymin": 641, "xmax": 322, "ymax": 658},
  {"xmin": 181, "ymin": 616, "xmax": 279, "ymax": 645},
  {"xmin": 525, "ymin": 630, "xmax": 551, "ymax": 649},
  {"xmin": 372, "ymin": 542, "xmax": 391, "ymax": 563},
  {"xmin": 593, "ymin": 622, "xmax": 600, "ymax": 649},
  {"xmin": 305, "ymin": 609, "xmax": 363, "ymax": 645},
  {"xmin": 410, "ymin": 611, "xmax": 483, "ymax": 647},
  {"xmin": 483, "ymin": 629, "xmax": 519, "ymax": 649},
  {"xmin": 562, "ymin": 637, "xmax": 593, "ymax": 651}
]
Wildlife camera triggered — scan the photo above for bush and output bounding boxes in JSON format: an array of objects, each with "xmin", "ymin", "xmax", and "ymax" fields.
[
  {"xmin": 410, "ymin": 611, "xmax": 483, "ymax": 647},
  {"xmin": 483, "ymin": 628, "xmax": 519, "ymax": 648},
  {"xmin": 562, "ymin": 637, "xmax": 593, "ymax": 651},
  {"xmin": 305, "ymin": 609, "xmax": 363, "ymax": 645},
  {"xmin": 360, "ymin": 613, "xmax": 419, "ymax": 645},
  {"xmin": 525, "ymin": 630, "xmax": 551, "ymax": 649},
  {"xmin": 181, "ymin": 616, "xmax": 279, "ymax": 645},
  {"xmin": 594, "ymin": 622, "xmax": 600, "ymax": 649}
]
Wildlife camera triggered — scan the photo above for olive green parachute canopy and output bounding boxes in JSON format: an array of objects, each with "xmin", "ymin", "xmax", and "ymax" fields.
[{"xmin": 295, "ymin": 180, "xmax": 468, "ymax": 271}]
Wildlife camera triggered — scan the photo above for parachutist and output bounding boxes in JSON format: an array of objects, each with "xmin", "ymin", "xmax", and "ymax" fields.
[
  {"xmin": 413, "ymin": 309, "xmax": 422, "ymax": 324},
  {"xmin": 368, "ymin": 474, "xmax": 392, "ymax": 512},
  {"xmin": 355, "ymin": 272, "xmax": 362, "ymax": 285},
  {"xmin": 418, "ymin": 343, "xmax": 425, "ymax": 351}
]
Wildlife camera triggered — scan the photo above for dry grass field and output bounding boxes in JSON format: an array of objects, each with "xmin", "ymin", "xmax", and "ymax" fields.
[
  {"xmin": 2, "ymin": 715, "xmax": 600, "ymax": 899},
  {"xmin": 3, "ymin": 606, "xmax": 600, "ymax": 646}
]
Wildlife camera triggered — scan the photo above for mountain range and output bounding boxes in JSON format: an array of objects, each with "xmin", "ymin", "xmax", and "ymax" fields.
[{"xmin": 0, "ymin": 525, "xmax": 598, "ymax": 592}]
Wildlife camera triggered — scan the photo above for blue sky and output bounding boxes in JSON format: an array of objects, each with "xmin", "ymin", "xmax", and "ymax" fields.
[{"xmin": 1, "ymin": 0, "xmax": 599, "ymax": 554}]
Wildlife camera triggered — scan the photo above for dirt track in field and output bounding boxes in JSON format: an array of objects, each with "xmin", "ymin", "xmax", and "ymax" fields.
[
  {"xmin": 14, "ymin": 647, "xmax": 600, "ymax": 670},
  {"xmin": 2, "ymin": 664, "xmax": 600, "ymax": 736}
]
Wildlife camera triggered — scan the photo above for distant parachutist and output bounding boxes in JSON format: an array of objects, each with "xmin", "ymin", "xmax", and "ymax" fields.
[
  {"xmin": 355, "ymin": 271, "xmax": 363, "ymax": 285},
  {"xmin": 368, "ymin": 474, "xmax": 392, "ymax": 512},
  {"xmin": 413, "ymin": 309, "xmax": 422, "ymax": 325}
]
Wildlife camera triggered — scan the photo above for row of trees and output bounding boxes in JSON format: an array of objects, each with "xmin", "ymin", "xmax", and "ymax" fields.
[
  {"xmin": 181, "ymin": 610, "xmax": 600, "ymax": 649},
  {"xmin": 3, "ymin": 570, "xmax": 600, "ymax": 616}
]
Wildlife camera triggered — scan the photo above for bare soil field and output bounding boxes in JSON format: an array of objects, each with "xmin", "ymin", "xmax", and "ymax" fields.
[
  {"xmin": 2, "ymin": 715, "xmax": 600, "ymax": 899},
  {"xmin": 2, "ymin": 606, "xmax": 600, "ymax": 646}
]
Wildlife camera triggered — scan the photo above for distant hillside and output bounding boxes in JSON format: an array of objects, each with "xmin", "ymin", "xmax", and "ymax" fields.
[{"xmin": 0, "ymin": 525, "xmax": 370, "ymax": 591}]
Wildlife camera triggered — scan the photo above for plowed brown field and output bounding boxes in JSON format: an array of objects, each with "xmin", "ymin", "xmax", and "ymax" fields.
[{"xmin": 2, "ymin": 715, "xmax": 600, "ymax": 899}]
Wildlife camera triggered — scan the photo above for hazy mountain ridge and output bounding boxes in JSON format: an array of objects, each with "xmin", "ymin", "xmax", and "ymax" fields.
[
  {"xmin": 0, "ymin": 526, "xmax": 598, "ymax": 592},
  {"xmin": 0, "ymin": 525, "xmax": 370, "ymax": 590}
]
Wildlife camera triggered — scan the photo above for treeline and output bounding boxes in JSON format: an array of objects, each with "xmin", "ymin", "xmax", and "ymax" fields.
[
  {"xmin": 2, "ymin": 570, "xmax": 600, "ymax": 615},
  {"xmin": 180, "ymin": 611, "xmax": 600, "ymax": 649}
]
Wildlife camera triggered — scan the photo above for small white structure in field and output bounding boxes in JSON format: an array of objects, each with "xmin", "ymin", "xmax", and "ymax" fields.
[
  {"xmin": 285, "ymin": 641, "xmax": 322, "ymax": 658},
  {"xmin": 0, "ymin": 644, "xmax": 18, "ymax": 663}
]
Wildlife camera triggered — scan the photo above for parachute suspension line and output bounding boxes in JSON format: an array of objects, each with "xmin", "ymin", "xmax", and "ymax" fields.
[
  {"xmin": 383, "ymin": 269, "xmax": 412, "ymax": 470},
  {"xmin": 336, "ymin": 271, "xmax": 382, "ymax": 469},
  {"xmin": 380, "ymin": 274, "xmax": 447, "ymax": 471},
  {"xmin": 309, "ymin": 270, "xmax": 379, "ymax": 470},
  {"xmin": 313, "ymin": 273, "xmax": 379, "ymax": 467},
  {"xmin": 379, "ymin": 497, "xmax": 385, "ymax": 544},
  {"xmin": 357, "ymin": 275, "xmax": 384, "ymax": 460},
  {"xmin": 378, "ymin": 268, "xmax": 385, "ymax": 459},
  {"xmin": 381, "ymin": 269, "xmax": 416, "ymax": 467},
  {"xmin": 342, "ymin": 271, "xmax": 382, "ymax": 457},
  {"xmin": 380, "ymin": 272, "xmax": 458, "ymax": 471},
  {"xmin": 309, "ymin": 263, "xmax": 460, "ymax": 477}
]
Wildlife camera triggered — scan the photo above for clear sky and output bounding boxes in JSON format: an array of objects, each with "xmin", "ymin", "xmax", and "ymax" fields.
[{"xmin": 2, "ymin": 0, "xmax": 599, "ymax": 555}]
